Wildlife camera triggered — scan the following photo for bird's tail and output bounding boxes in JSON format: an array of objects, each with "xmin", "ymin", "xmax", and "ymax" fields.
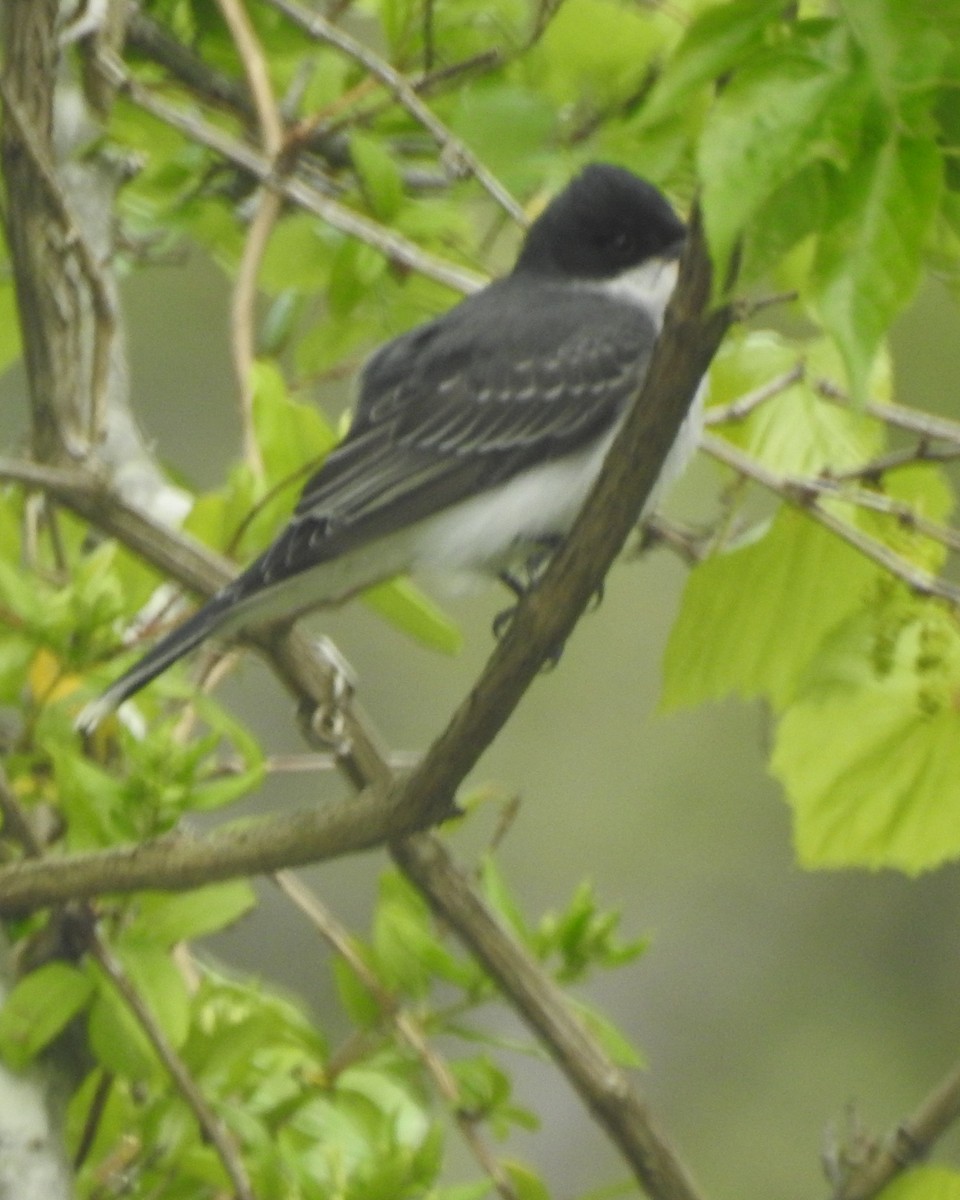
[{"xmin": 75, "ymin": 587, "xmax": 240, "ymax": 733}]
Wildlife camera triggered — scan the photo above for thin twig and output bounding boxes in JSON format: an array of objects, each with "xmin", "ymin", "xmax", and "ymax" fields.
[
  {"xmin": 733, "ymin": 289, "xmax": 799, "ymax": 320},
  {"xmin": 216, "ymin": 0, "xmax": 284, "ymax": 151},
  {"xmin": 263, "ymin": 0, "xmax": 526, "ymax": 225},
  {"xmin": 263, "ymin": 750, "xmax": 419, "ymax": 773},
  {"xmin": 814, "ymin": 377, "xmax": 960, "ymax": 448},
  {"xmin": 808, "ymin": 475, "xmax": 960, "ymax": 557},
  {"xmin": 96, "ymin": 50, "xmax": 486, "ymax": 296},
  {"xmin": 215, "ymin": 0, "xmax": 285, "ymax": 476},
  {"xmin": 126, "ymin": 9, "xmax": 499, "ymax": 183},
  {"xmin": 831, "ymin": 1060, "xmax": 960, "ymax": 1200},
  {"xmin": 274, "ymin": 871, "xmax": 519, "ymax": 1200},
  {"xmin": 826, "ymin": 442, "xmax": 960, "ymax": 482},
  {"xmin": 635, "ymin": 513, "xmax": 712, "ymax": 565},
  {"xmin": 704, "ymin": 364, "xmax": 804, "ymax": 426},
  {"xmin": 701, "ymin": 434, "xmax": 960, "ymax": 606},
  {"xmin": 89, "ymin": 936, "xmax": 255, "ymax": 1200},
  {"xmin": 318, "ymin": 50, "xmax": 505, "ymax": 138}
]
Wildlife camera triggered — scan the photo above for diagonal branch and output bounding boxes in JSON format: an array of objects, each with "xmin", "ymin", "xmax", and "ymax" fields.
[
  {"xmin": 388, "ymin": 210, "xmax": 728, "ymax": 830},
  {"xmin": 1, "ymin": 207, "xmax": 726, "ymax": 908}
]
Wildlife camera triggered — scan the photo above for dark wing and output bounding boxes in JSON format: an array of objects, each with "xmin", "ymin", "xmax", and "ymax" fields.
[{"xmin": 248, "ymin": 278, "xmax": 656, "ymax": 589}]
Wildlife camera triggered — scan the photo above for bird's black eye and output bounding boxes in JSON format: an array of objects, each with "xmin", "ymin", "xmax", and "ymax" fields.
[{"xmin": 601, "ymin": 229, "xmax": 636, "ymax": 255}]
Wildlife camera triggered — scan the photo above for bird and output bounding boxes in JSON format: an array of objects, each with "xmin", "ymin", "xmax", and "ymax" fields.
[{"xmin": 77, "ymin": 163, "xmax": 696, "ymax": 730}]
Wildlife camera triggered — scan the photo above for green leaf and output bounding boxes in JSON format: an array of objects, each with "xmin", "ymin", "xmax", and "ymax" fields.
[
  {"xmin": 363, "ymin": 578, "xmax": 462, "ymax": 655},
  {"xmin": 451, "ymin": 1054, "xmax": 512, "ymax": 1119},
  {"xmin": 772, "ymin": 593, "xmax": 960, "ymax": 873},
  {"xmin": 881, "ymin": 1167, "xmax": 960, "ymax": 1200},
  {"xmin": 700, "ymin": 31, "xmax": 860, "ymax": 278},
  {"xmin": 641, "ymin": 0, "xmax": 783, "ymax": 125},
  {"xmin": 259, "ymin": 213, "xmax": 337, "ymax": 294},
  {"xmin": 328, "ymin": 238, "xmax": 389, "ymax": 319},
  {"xmin": 478, "ymin": 855, "xmax": 530, "ymax": 942},
  {"xmin": 503, "ymin": 1161, "xmax": 550, "ymax": 1200},
  {"xmin": 53, "ymin": 747, "xmax": 130, "ymax": 849},
  {"xmin": 567, "ymin": 998, "xmax": 644, "ymax": 1069},
  {"xmin": 813, "ymin": 131, "xmax": 943, "ymax": 399},
  {"xmin": 429, "ymin": 1183, "xmax": 493, "ymax": 1200},
  {"xmin": 527, "ymin": 0, "xmax": 669, "ymax": 109},
  {"xmin": 88, "ymin": 981, "xmax": 158, "ymax": 1079},
  {"xmin": 252, "ymin": 360, "xmax": 339, "ymax": 486},
  {"xmin": 839, "ymin": 0, "xmax": 955, "ymax": 97},
  {"xmin": 128, "ymin": 883, "xmax": 256, "ymax": 949},
  {"xmin": 332, "ymin": 955, "xmax": 380, "ymax": 1029},
  {"xmin": 115, "ymin": 942, "xmax": 192, "ymax": 1050},
  {"xmin": 372, "ymin": 872, "xmax": 434, "ymax": 995},
  {"xmin": 537, "ymin": 879, "xmax": 646, "ymax": 981},
  {"xmin": 447, "ymin": 85, "xmax": 557, "ymax": 190},
  {"xmin": 740, "ymin": 160, "xmax": 831, "ymax": 283},
  {"xmin": 708, "ymin": 332, "xmax": 885, "ymax": 476},
  {"xmin": 662, "ymin": 507, "xmax": 878, "ymax": 711},
  {"xmin": 0, "ymin": 964, "xmax": 94, "ymax": 1068},
  {"xmin": 338, "ymin": 1065, "xmax": 430, "ymax": 1145},
  {"xmin": 185, "ymin": 460, "xmax": 262, "ymax": 558},
  {"xmin": 351, "ymin": 135, "xmax": 404, "ymax": 222},
  {"xmin": 189, "ymin": 761, "xmax": 266, "ymax": 811}
]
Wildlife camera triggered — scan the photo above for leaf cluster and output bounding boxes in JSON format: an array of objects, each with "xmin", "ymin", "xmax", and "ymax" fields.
[{"xmin": 0, "ymin": 860, "xmax": 642, "ymax": 1199}]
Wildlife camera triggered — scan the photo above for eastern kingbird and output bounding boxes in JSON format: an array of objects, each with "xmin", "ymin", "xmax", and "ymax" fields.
[{"xmin": 78, "ymin": 163, "xmax": 695, "ymax": 729}]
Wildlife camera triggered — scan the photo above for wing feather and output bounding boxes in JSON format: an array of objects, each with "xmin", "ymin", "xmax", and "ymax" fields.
[{"xmin": 245, "ymin": 279, "xmax": 657, "ymax": 593}]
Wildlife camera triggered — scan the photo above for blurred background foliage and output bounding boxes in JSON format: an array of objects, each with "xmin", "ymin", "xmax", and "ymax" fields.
[{"xmin": 2, "ymin": 0, "xmax": 960, "ymax": 1196}]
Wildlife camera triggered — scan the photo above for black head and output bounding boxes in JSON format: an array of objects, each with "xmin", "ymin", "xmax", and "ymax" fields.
[{"xmin": 512, "ymin": 164, "xmax": 686, "ymax": 281}]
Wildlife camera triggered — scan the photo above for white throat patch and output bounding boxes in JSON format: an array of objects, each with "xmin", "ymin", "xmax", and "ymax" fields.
[{"xmin": 587, "ymin": 256, "xmax": 680, "ymax": 330}]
